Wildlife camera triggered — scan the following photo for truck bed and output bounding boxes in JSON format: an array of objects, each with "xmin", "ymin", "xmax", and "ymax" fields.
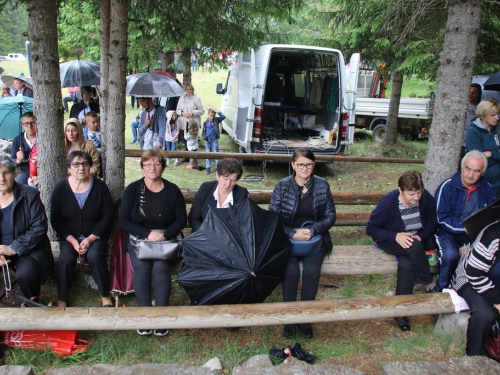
[{"xmin": 355, "ymin": 98, "xmax": 434, "ymax": 119}]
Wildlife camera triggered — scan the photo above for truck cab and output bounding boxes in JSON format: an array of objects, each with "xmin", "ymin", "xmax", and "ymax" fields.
[{"xmin": 216, "ymin": 45, "xmax": 359, "ymax": 157}]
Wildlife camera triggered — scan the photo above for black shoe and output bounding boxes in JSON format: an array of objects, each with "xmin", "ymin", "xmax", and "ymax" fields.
[
  {"xmin": 283, "ymin": 324, "xmax": 296, "ymax": 339},
  {"xmin": 298, "ymin": 323, "xmax": 313, "ymax": 338},
  {"xmin": 153, "ymin": 329, "xmax": 169, "ymax": 336},
  {"xmin": 137, "ymin": 329, "xmax": 152, "ymax": 336},
  {"xmin": 395, "ymin": 317, "xmax": 410, "ymax": 332},
  {"xmin": 427, "ymin": 285, "xmax": 440, "ymax": 293},
  {"xmin": 130, "ymin": 140, "xmax": 137, "ymax": 144}
]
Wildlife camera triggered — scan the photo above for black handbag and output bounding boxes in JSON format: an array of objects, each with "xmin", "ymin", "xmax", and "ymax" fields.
[
  {"xmin": 290, "ymin": 221, "xmax": 323, "ymax": 257},
  {"xmin": 129, "ymin": 229, "xmax": 182, "ymax": 261}
]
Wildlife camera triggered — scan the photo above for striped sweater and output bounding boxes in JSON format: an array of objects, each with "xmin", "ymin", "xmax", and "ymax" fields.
[{"xmin": 450, "ymin": 221, "xmax": 500, "ymax": 304}]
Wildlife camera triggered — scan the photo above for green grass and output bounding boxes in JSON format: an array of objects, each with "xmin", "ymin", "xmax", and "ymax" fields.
[{"xmin": 385, "ymin": 76, "xmax": 436, "ymax": 98}]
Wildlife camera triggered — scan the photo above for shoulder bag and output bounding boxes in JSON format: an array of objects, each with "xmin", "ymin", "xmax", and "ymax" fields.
[
  {"xmin": 290, "ymin": 221, "xmax": 323, "ymax": 257},
  {"xmin": 129, "ymin": 229, "xmax": 182, "ymax": 261}
]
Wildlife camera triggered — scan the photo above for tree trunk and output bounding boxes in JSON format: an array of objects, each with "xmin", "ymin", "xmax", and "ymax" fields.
[
  {"xmin": 102, "ymin": 0, "xmax": 128, "ymax": 204},
  {"xmin": 182, "ymin": 48, "xmax": 192, "ymax": 85},
  {"xmin": 26, "ymin": 0, "xmax": 66, "ymax": 239},
  {"xmin": 99, "ymin": 0, "xmax": 110, "ymax": 130},
  {"xmin": 423, "ymin": 0, "xmax": 484, "ymax": 195},
  {"xmin": 383, "ymin": 71, "xmax": 403, "ymax": 145},
  {"xmin": 162, "ymin": 51, "xmax": 175, "ymax": 71}
]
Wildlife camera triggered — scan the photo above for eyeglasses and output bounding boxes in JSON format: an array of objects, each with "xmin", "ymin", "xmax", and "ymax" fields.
[
  {"xmin": 21, "ymin": 121, "xmax": 36, "ymax": 127},
  {"xmin": 143, "ymin": 163, "xmax": 161, "ymax": 169},
  {"xmin": 294, "ymin": 162, "xmax": 314, "ymax": 169},
  {"xmin": 71, "ymin": 162, "xmax": 90, "ymax": 168}
]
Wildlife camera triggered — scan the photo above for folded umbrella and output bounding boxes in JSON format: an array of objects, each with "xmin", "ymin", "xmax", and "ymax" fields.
[
  {"xmin": 1, "ymin": 73, "xmax": 33, "ymax": 91},
  {"xmin": 59, "ymin": 59, "xmax": 101, "ymax": 88},
  {"xmin": 0, "ymin": 96, "xmax": 33, "ymax": 140},
  {"xmin": 462, "ymin": 198, "xmax": 500, "ymax": 242},
  {"xmin": 176, "ymin": 199, "xmax": 291, "ymax": 306},
  {"xmin": 126, "ymin": 72, "xmax": 185, "ymax": 98}
]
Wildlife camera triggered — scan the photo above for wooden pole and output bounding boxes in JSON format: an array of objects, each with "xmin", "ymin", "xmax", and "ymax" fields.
[
  {"xmin": 125, "ymin": 149, "xmax": 424, "ymax": 164},
  {"xmin": 0, "ymin": 294, "xmax": 454, "ymax": 331}
]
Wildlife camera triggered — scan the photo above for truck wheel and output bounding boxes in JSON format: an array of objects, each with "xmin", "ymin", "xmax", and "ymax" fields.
[{"xmin": 372, "ymin": 124, "xmax": 386, "ymax": 142}]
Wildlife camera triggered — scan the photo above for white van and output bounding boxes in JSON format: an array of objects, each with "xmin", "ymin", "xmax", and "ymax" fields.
[
  {"xmin": 6, "ymin": 53, "xmax": 27, "ymax": 61},
  {"xmin": 216, "ymin": 44, "xmax": 359, "ymax": 157}
]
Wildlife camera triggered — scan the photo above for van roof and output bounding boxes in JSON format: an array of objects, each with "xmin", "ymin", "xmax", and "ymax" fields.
[{"xmin": 257, "ymin": 44, "xmax": 342, "ymax": 54}]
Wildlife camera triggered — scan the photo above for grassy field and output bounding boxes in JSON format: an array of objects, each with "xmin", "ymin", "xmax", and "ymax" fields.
[{"xmin": 0, "ymin": 62, "xmax": 460, "ymax": 374}]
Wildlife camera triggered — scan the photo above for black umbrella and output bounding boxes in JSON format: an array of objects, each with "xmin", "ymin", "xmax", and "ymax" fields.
[
  {"xmin": 462, "ymin": 198, "xmax": 500, "ymax": 242},
  {"xmin": 483, "ymin": 72, "xmax": 500, "ymax": 91},
  {"xmin": 176, "ymin": 199, "xmax": 291, "ymax": 306},
  {"xmin": 126, "ymin": 72, "xmax": 185, "ymax": 98},
  {"xmin": 59, "ymin": 59, "xmax": 100, "ymax": 88}
]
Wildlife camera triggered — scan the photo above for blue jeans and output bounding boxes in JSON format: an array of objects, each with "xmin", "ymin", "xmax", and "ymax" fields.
[
  {"xmin": 435, "ymin": 231, "xmax": 470, "ymax": 290},
  {"xmin": 130, "ymin": 121, "xmax": 139, "ymax": 142},
  {"xmin": 205, "ymin": 139, "xmax": 219, "ymax": 169}
]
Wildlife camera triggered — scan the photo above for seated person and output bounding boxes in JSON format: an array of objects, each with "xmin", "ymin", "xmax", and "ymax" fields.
[
  {"xmin": 434, "ymin": 150, "xmax": 495, "ymax": 290},
  {"xmin": 366, "ymin": 170, "xmax": 438, "ymax": 332},
  {"xmin": 450, "ymin": 220, "xmax": 500, "ymax": 356},
  {"xmin": 83, "ymin": 111, "xmax": 101, "ymax": 148},
  {"xmin": 10, "ymin": 112, "xmax": 37, "ymax": 185},
  {"xmin": 188, "ymin": 158, "xmax": 248, "ymax": 232},
  {"xmin": 0, "ymin": 154, "xmax": 53, "ymax": 303},
  {"xmin": 64, "ymin": 118, "xmax": 100, "ymax": 178}
]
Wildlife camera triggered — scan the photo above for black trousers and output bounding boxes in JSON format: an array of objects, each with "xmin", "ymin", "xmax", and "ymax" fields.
[
  {"xmin": 57, "ymin": 239, "xmax": 110, "ymax": 302},
  {"xmin": 8, "ymin": 254, "xmax": 44, "ymax": 299},
  {"xmin": 458, "ymin": 284, "xmax": 496, "ymax": 356},
  {"xmin": 282, "ymin": 249, "xmax": 325, "ymax": 303},
  {"xmin": 377, "ymin": 240, "xmax": 433, "ymax": 295},
  {"xmin": 128, "ymin": 247, "xmax": 171, "ymax": 307}
]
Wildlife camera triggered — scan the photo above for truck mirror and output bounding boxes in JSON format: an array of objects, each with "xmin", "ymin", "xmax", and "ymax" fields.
[{"xmin": 216, "ymin": 83, "xmax": 226, "ymax": 95}]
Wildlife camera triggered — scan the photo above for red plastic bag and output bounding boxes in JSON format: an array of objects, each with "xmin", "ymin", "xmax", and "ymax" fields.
[
  {"xmin": 486, "ymin": 320, "xmax": 500, "ymax": 362},
  {"xmin": 1, "ymin": 330, "xmax": 90, "ymax": 358}
]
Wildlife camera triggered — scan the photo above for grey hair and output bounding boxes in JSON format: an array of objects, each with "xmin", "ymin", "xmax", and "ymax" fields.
[
  {"xmin": 462, "ymin": 150, "xmax": 488, "ymax": 173},
  {"xmin": 0, "ymin": 154, "xmax": 17, "ymax": 175}
]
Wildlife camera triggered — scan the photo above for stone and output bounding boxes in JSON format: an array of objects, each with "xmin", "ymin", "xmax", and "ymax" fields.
[
  {"xmin": 381, "ymin": 356, "xmax": 500, "ymax": 375},
  {"xmin": 46, "ymin": 363, "xmax": 213, "ymax": 374},
  {"xmin": 0, "ymin": 366, "xmax": 33, "ymax": 375},
  {"xmin": 434, "ymin": 312, "xmax": 470, "ymax": 340},
  {"xmin": 232, "ymin": 364, "xmax": 363, "ymax": 375},
  {"xmin": 203, "ymin": 357, "xmax": 222, "ymax": 371},
  {"xmin": 242, "ymin": 354, "xmax": 272, "ymax": 368}
]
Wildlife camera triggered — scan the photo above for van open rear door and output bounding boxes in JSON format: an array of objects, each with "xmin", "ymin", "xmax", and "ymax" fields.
[
  {"xmin": 344, "ymin": 53, "xmax": 360, "ymax": 151},
  {"xmin": 234, "ymin": 50, "xmax": 256, "ymax": 150}
]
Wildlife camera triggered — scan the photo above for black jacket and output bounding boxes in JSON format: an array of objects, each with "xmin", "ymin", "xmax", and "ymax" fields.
[
  {"xmin": 120, "ymin": 178, "xmax": 187, "ymax": 240},
  {"xmin": 10, "ymin": 182, "xmax": 53, "ymax": 282},
  {"xmin": 269, "ymin": 174, "xmax": 336, "ymax": 253},
  {"xmin": 50, "ymin": 178, "xmax": 114, "ymax": 241},
  {"xmin": 69, "ymin": 99, "xmax": 99, "ymax": 120},
  {"xmin": 188, "ymin": 180, "xmax": 249, "ymax": 232}
]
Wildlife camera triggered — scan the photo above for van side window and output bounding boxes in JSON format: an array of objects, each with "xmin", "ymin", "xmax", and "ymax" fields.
[{"xmin": 294, "ymin": 73, "xmax": 305, "ymax": 98}]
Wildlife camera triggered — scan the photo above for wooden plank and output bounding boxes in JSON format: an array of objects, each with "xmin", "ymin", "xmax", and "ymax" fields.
[
  {"xmin": 0, "ymin": 293, "xmax": 454, "ymax": 331},
  {"xmin": 125, "ymin": 149, "xmax": 424, "ymax": 164}
]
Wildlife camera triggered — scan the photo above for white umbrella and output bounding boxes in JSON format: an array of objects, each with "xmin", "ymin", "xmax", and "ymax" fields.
[
  {"xmin": 1, "ymin": 73, "xmax": 33, "ymax": 90},
  {"xmin": 126, "ymin": 73, "xmax": 185, "ymax": 98}
]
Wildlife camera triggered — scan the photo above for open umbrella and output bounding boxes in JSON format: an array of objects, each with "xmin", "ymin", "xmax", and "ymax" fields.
[
  {"xmin": 1, "ymin": 73, "xmax": 33, "ymax": 91},
  {"xmin": 0, "ymin": 96, "xmax": 33, "ymax": 140},
  {"xmin": 483, "ymin": 72, "xmax": 500, "ymax": 91},
  {"xmin": 126, "ymin": 72, "xmax": 185, "ymax": 98},
  {"xmin": 59, "ymin": 59, "xmax": 101, "ymax": 88},
  {"xmin": 176, "ymin": 199, "xmax": 292, "ymax": 306},
  {"xmin": 463, "ymin": 198, "xmax": 500, "ymax": 242}
]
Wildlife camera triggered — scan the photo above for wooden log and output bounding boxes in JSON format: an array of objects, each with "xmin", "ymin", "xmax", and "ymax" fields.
[
  {"xmin": 181, "ymin": 189, "xmax": 386, "ymax": 205},
  {"xmin": 125, "ymin": 149, "xmax": 424, "ymax": 164},
  {"xmin": 0, "ymin": 293, "xmax": 454, "ymax": 331}
]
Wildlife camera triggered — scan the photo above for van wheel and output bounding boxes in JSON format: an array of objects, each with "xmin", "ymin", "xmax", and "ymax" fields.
[{"xmin": 372, "ymin": 124, "xmax": 386, "ymax": 142}]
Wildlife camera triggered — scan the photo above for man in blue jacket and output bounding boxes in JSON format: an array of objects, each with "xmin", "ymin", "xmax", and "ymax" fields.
[{"xmin": 434, "ymin": 150, "xmax": 495, "ymax": 290}]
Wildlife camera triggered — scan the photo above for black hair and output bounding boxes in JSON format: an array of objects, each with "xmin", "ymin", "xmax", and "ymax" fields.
[
  {"xmin": 292, "ymin": 148, "xmax": 315, "ymax": 162},
  {"xmin": 66, "ymin": 151, "xmax": 93, "ymax": 168},
  {"xmin": 216, "ymin": 158, "xmax": 243, "ymax": 180}
]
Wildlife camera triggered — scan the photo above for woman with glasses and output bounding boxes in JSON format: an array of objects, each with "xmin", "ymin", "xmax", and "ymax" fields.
[
  {"xmin": 64, "ymin": 118, "xmax": 100, "ymax": 177},
  {"xmin": 119, "ymin": 149, "xmax": 187, "ymax": 336},
  {"xmin": 0, "ymin": 155, "xmax": 53, "ymax": 304},
  {"xmin": 269, "ymin": 149, "xmax": 336, "ymax": 339},
  {"xmin": 50, "ymin": 151, "xmax": 113, "ymax": 308}
]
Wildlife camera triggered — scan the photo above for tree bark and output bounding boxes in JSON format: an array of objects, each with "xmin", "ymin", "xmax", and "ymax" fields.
[
  {"xmin": 26, "ymin": 0, "xmax": 66, "ymax": 239},
  {"xmin": 99, "ymin": 0, "xmax": 110, "ymax": 129},
  {"xmin": 182, "ymin": 48, "xmax": 192, "ymax": 85},
  {"xmin": 161, "ymin": 51, "xmax": 175, "ymax": 71},
  {"xmin": 102, "ymin": 0, "xmax": 128, "ymax": 204},
  {"xmin": 383, "ymin": 71, "xmax": 403, "ymax": 145},
  {"xmin": 423, "ymin": 0, "xmax": 484, "ymax": 195}
]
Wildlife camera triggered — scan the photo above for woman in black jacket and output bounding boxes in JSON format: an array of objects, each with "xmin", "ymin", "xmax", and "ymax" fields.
[
  {"xmin": 269, "ymin": 149, "xmax": 336, "ymax": 339},
  {"xmin": 0, "ymin": 155, "xmax": 53, "ymax": 303},
  {"xmin": 120, "ymin": 149, "xmax": 187, "ymax": 336},
  {"xmin": 188, "ymin": 158, "xmax": 248, "ymax": 232}
]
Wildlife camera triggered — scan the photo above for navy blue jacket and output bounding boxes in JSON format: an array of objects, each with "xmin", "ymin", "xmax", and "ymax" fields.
[
  {"xmin": 269, "ymin": 174, "xmax": 336, "ymax": 253},
  {"xmin": 366, "ymin": 189, "xmax": 437, "ymax": 246},
  {"xmin": 435, "ymin": 172, "xmax": 495, "ymax": 235},
  {"xmin": 202, "ymin": 112, "xmax": 226, "ymax": 141}
]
